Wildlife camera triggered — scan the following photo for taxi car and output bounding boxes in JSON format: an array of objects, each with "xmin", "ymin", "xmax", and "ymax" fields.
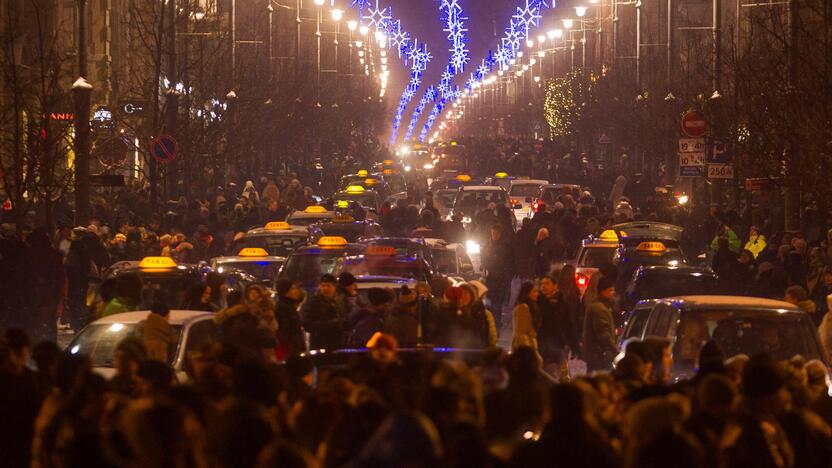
[
  {"xmin": 334, "ymin": 245, "xmax": 434, "ymax": 284},
  {"xmin": 333, "ymin": 185, "xmax": 382, "ymax": 213},
  {"xmin": 240, "ymin": 221, "xmax": 314, "ymax": 257},
  {"xmin": 620, "ymin": 296, "xmax": 828, "ymax": 380},
  {"xmin": 620, "ymin": 265, "xmax": 719, "ymax": 314},
  {"xmin": 354, "ymin": 275, "xmax": 419, "ymax": 304},
  {"xmin": 448, "ymin": 185, "xmax": 512, "ymax": 229},
  {"xmin": 210, "ymin": 247, "xmax": 285, "ymax": 284},
  {"xmin": 429, "ymin": 172, "xmax": 481, "ymax": 191},
  {"xmin": 484, "ymin": 172, "xmax": 517, "ymax": 190},
  {"xmin": 574, "ymin": 230, "xmax": 624, "ymax": 294},
  {"xmin": 277, "ymin": 236, "xmax": 363, "ymax": 292},
  {"xmin": 68, "ymin": 310, "xmax": 217, "ymax": 381},
  {"xmin": 102, "ymin": 256, "xmax": 256, "ymax": 308},
  {"xmin": 508, "ymin": 178, "xmax": 548, "ymax": 222},
  {"xmin": 613, "ymin": 240, "xmax": 688, "ymax": 294},
  {"xmin": 287, "ymin": 205, "xmax": 337, "ymax": 226},
  {"xmin": 431, "ymin": 188, "xmax": 459, "ymax": 218},
  {"xmin": 312, "ymin": 215, "xmax": 381, "ymax": 243},
  {"xmin": 424, "ymin": 238, "xmax": 476, "ymax": 282},
  {"xmin": 359, "ymin": 237, "xmax": 436, "ymax": 271}
]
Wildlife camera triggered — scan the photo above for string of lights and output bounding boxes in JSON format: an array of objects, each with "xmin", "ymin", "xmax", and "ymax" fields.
[{"xmin": 424, "ymin": 0, "xmax": 554, "ymax": 140}]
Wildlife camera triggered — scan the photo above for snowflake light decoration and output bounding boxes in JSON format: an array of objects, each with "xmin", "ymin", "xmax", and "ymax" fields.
[
  {"xmin": 406, "ymin": 86, "xmax": 437, "ymax": 140},
  {"xmin": 351, "ymin": 0, "xmax": 371, "ymax": 22},
  {"xmin": 513, "ymin": 0, "xmax": 543, "ymax": 34},
  {"xmin": 391, "ymin": 40, "xmax": 432, "ymax": 145},
  {"xmin": 363, "ymin": 0, "xmax": 391, "ymax": 31}
]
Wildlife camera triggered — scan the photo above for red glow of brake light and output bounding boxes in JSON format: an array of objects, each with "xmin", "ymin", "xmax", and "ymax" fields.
[
  {"xmin": 532, "ymin": 201, "xmax": 540, "ymax": 212},
  {"xmin": 576, "ymin": 274, "xmax": 588, "ymax": 287},
  {"xmin": 511, "ymin": 198, "xmax": 518, "ymax": 205}
]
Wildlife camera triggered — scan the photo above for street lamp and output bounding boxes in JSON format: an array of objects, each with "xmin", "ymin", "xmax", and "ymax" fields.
[
  {"xmin": 526, "ymin": 39, "xmax": 534, "ymax": 48},
  {"xmin": 562, "ymin": 18, "xmax": 574, "ymax": 29},
  {"xmin": 330, "ymin": 9, "xmax": 343, "ymax": 21},
  {"xmin": 359, "ymin": 25, "xmax": 369, "ymax": 35},
  {"xmin": 575, "ymin": 6, "xmax": 588, "ymax": 17},
  {"xmin": 347, "ymin": 20, "xmax": 357, "ymax": 31},
  {"xmin": 313, "ymin": 0, "xmax": 324, "ymax": 5},
  {"xmin": 537, "ymin": 34, "xmax": 546, "ymax": 44}
]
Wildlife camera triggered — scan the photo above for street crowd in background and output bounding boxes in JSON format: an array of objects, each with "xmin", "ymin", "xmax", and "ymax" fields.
[{"xmin": 3, "ymin": 137, "xmax": 832, "ymax": 466}]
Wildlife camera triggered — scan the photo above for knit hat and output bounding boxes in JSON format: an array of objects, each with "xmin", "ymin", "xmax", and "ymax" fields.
[
  {"xmin": 741, "ymin": 354, "xmax": 786, "ymax": 399},
  {"xmin": 399, "ymin": 285, "xmax": 417, "ymax": 304},
  {"xmin": 320, "ymin": 274, "xmax": 337, "ymax": 285},
  {"xmin": 598, "ymin": 277, "xmax": 615, "ymax": 293},
  {"xmin": 338, "ymin": 272, "xmax": 357, "ymax": 288},
  {"xmin": 467, "ymin": 280, "xmax": 488, "ymax": 300}
]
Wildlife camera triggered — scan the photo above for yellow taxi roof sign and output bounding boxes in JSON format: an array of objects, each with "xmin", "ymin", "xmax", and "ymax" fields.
[
  {"xmin": 264, "ymin": 221, "xmax": 290, "ymax": 230},
  {"xmin": 364, "ymin": 178, "xmax": 378, "ymax": 185},
  {"xmin": 336, "ymin": 200, "xmax": 350, "ymax": 209},
  {"xmin": 304, "ymin": 205, "xmax": 328, "ymax": 213},
  {"xmin": 139, "ymin": 256, "xmax": 177, "ymax": 270},
  {"xmin": 382, "ymin": 159, "xmax": 394, "ymax": 166},
  {"xmin": 357, "ymin": 169, "xmax": 369, "ymax": 177},
  {"xmin": 495, "ymin": 172, "xmax": 509, "ymax": 179},
  {"xmin": 450, "ymin": 141, "xmax": 458, "ymax": 146},
  {"xmin": 456, "ymin": 174, "xmax": 472, "ymax": 182},
  {"xmin": 599, "ymin": 230, "xmax": 619, "ymax": 242},
  {"xmin": 382, "ymin": 169, "xmax": 394, "ymax": 175},
  {"xmin": 238, "ymin": 247, "xmax": 269, "ymax": 257},
  {"xmin": 366, "ymin": 245, "xmax": 396, "ymax": 256},
  {"xmin": 318, "ymin": 236, "xmax": 348, "ymax": 247},
  {"xmin": 636, "ymin": 241, "xmax": 667, "ymax": 253},
  {"xmin": 346, "ymin": 185, "xmax": 365, "ymax": 193}
]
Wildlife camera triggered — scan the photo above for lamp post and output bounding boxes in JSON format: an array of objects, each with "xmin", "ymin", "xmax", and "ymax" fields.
[
  {"xmin": 314, "ymin": 0, "xmax": 324, "ymax": 105},
  {"xmin": 331, "ymin": 9, "xmax": 342, "ymax": 73},
  {"xmin": 73, "ymin": 0, "xmax": 91, "ymax": 226}
]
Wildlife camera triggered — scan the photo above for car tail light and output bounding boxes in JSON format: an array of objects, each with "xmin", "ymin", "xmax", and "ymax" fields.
[
  {"xmin": 510, "ymin": 198, "xmax": 518, "ymax": 205},
  {"xmin": 532, "ymin": 200, "xmax": 540, "ymax": 212},
  {"xmin": 575, "ymin": 273, "xmax": 589, "ymax": 287}
]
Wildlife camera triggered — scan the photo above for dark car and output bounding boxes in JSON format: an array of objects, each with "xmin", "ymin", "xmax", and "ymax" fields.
[
  {"xmin": 613, "ymin": 241, "xmax": 688, "ymax": 295},
  {"xmin": 620, "ymin": 296, "xmax": 828, "ymax": 380},
  {"xmin": 312, "ymin": 218, "xmax": 382, "ymax": 243},
  {"xmin": 277, "ymin": 236, "xmax": 364, "ymax": 293},
  {"xmin": 621, "ymin": 266, "xmax": 720, "ymax": 313}
]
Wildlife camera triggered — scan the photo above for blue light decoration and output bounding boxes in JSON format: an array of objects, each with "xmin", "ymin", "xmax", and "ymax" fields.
[
  {"xmin": 413, "ymin": 0, "xmax": 469, "ymax": 143},
  {"xmin": 351, "ymin": 0, "xmax": 371, "ymax": 23},
  {"xmin": 422, "ymin": 0, "xmax": 555, "ymax": 140},
  {"xmin": 363, "ymin": 0, "xmax": 391, "ymax": 30},
  {"xmin": 387, "ymin": 19, "xmax": 411, "ymax": 58},
  {"xmin": 405, "ymin": 86, "xmax": 437, "ymax": 140},
  {"xmin": 391, "ymin": 39, "xmax": 432, "ymax": 146}
]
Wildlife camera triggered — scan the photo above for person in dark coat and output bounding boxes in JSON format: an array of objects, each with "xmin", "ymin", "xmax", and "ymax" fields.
[
  {"xmin": 274, "ymin": 279, "xmax": 306, "ymax": 360},
  {"xmin": 537, "ymin": 275, "xmax": 578, "ymax": 380},
  {"xmin": 481, "ymin": 224, "xmax": 516, "ymax": 334},
  {"xmin": 430, "ymin": 286, "xmax": 489, "ymax": 348},
  {"xmin": 348, "ymin": 287, "xmax": 392, "ymax": 347},
  {"xmin": 384, "ymin": 286, "xmax": 420, "ymax": 346},
  {"xmin": 26, "ymin": 227, "xmax": 65, "ymax": 344},
  {"xmin": 301, "ymin": 274, "xmax": 347, "ymax": 350},
  {"xmin": 581, "ymin": 277, "xmax": 618, "ymax": 372},
  {"xmin": 0, "ymin": 330, "xmax": 43, "ymax": 468},
  {"xmin": 514, "ymin": 218, "xmax": 537, "ymax": 282},
  {"xmin": 533, "ymin": 228, "xmax": 559, "ymax": 277}
]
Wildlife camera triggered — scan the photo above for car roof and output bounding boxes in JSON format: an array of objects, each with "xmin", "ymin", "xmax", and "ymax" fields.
[
  {"xmin": 509, "ymin": 179, "xmax": 548, "ymax": 186},
  {"xmin": 614, "ymin": 222, "xmax": 684, "ymax": 240},
  {"xmin": 639, "ymin": 265, "xmax": 714, "ymax": 275},
  {"xmin": 355, "ymin": 276, "xmax": 418, "ymax": 286},
  {"xmin": 213, "ymin": 256, "xmax": 285, "ymax": 263},
  {"xmin": 542, "ymin": 183, "xmax": 581, "ymax": 189},
  {"xmin": 661, "ymin": 295, "xmax": 801, "ymax": 311},
  {"xmin": 292, "ymin": 244, "xmax": 363, "ymax": 254},
  {"xmin": 459, "ymin": 185, "xmax": 504, "ymax": 191},
  {"xmin": 91, "ymin": 310, "xmax": 213, "ymax": 326},
  {"xmin": 245, "ymin": 225, "xmax": 310, "ymax": 236}
]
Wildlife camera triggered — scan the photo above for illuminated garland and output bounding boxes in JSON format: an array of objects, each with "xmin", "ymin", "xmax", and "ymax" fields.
[
  {"xmin": 415, "ymin": 0, "xmax": 469, "ymax": 142},
  {"xmin": 425, "ymin": 0, "xmax": 554, "ymax": 139},
  {"xmin": 544, "ymin": 70, "xmax": 592, "ymax": 139},
  {"xmin": 391, "ymin": 40, "xmax": 432, "ymax": 146},
  {"xmin": 405, "ymin": 86, "xmax": 437, "ymax": 140}
]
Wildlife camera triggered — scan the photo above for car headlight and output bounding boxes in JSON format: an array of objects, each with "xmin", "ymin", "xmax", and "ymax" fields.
[
  {"xmin": 423, "ymin": 163, "xmax": 434, "ymax": 170},
  {"xmin": 465, "ymin": 240, "xmax": 480, "ymax": 255},
  {"xmin": 462, "ymin": 216, "xmax": 472, "ymax": 224},
  {"xmin": 404, "ymin": 165, "xmax": 412, "ymax": 172}
]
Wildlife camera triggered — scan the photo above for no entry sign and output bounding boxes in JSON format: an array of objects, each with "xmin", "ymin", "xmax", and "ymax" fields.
[
  {"xmin": 681, "ymin": 110, "xmax": 707, "ymax": 138},
  {"xmin": 150, "ymin": 134, "xmax": 178, "ymax": 164}
]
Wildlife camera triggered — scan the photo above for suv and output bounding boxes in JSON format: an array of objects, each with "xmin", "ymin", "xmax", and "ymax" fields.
[
  {"xmin": 621, "ymin": 296, "xmax": 828, "ymax": 380},
  {"xmin": 448, "ymin": 186, "xmax": 511, "ymax": 229}
]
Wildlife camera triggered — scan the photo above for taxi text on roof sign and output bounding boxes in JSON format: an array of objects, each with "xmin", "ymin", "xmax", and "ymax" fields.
[
  {"xmin": 456, "ymin": 174, "xmax": 472, "ymax": 182},
  {"xmin": 636, "ymin": 241, "xmax": 667, "ymax": 253},
  {"xmin": 599, "ymin": 230, "xmax": 619, "ymax": 242},
  {"xmin": 238, "ymin": 247, "xmax": 269, "ymax": 257},
  {"xmin": 139, "ymin": 256, "xmax": 177, "ymax": 270},
  {"xmin": 383, "ymin": 159, "xmax": 394, "ymax": 166},
  {"xmin": 383, "ymin": 169, "xmax": 394, "ymax": 175},
  {"xmin": 364, "ymin": 178, "xmax": 378, "ymax": 186},
  {"xmin": 336, "ymin": 200, "xmax": 350, "ymax": 209},
  {"xmin": 264, "ymin": 221, "xmax": 290, "ymax": 230},
  {"xmin": 366, "ymin": 245, "xmax": 397, "ymax": 256},
  {"xmin": 346, "ymin": 185, "xmax": 365, "ymax": 193},
  {"xmin": 495, "ymin": 172, "xmax": 509, "ymax": 179},
  {"xmin": 304, "ymin": 205, "xmax": 328, "ymax": 213},
  {"xmin": 357, "ymin": 169, "xmax": 369, "ymax": 177},
  {"xmin": 317, "ymin": 236, "xmax": 348, "ymax": 247}
]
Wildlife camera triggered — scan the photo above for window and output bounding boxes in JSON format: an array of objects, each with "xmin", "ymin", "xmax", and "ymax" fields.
[
  {"xmin": 645, "ymin": 305, "xmax": 676, "ymax": 337},
  {"xmin": 183, "ymin": 320, "xmax": 219, "ymax": 371},
  {"xmin": 624, "ymin": 307, "xmax": 652, "ymax": 341}
]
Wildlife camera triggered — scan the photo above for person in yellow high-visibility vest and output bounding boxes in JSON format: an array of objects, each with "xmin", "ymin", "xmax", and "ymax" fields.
[{"xmin": 744, "ymin": 225, "xmax": 767, "ymax": 259}]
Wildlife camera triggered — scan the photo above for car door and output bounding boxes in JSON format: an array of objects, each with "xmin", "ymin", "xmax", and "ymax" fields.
[
  {"xmin": 622, "ymin": 302, "xmax": 655, "ymax": 343},
  {"xmin": 644, "ymin": 304, "xmax": 679, "ymax": 338}
]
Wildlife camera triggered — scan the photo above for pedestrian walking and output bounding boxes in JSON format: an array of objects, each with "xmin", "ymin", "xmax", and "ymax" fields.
[
  {"xmin": 511, "ymin": 282, "xmax": 541, "ymax": 353},
  {"xmin": 481, "ymin": 224, "xmax": 516, "ymax": 335},
  {"xmin": 301, "ymin": 274, "xmax": 347, "ymax": 351},
  {"xmin": 582, "ymin": 277, "xmax": 618, "ymax": 373}
]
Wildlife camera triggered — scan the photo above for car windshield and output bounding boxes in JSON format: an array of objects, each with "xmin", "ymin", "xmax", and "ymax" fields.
[
  {"xmin": 336, "ymin": 256, "xmax": 428, "ymax": 281},
  {"xmin": 435, "ymin": 191, "xmax": 457, "ymax": 206},
  {"xmin": 578, "ymin": 247, "xmax": 617, "ymax": 267},
  {"xmin": 138, "ymin": 274, "xmax": 202, "ymax": 308},
  {"xmin": 286, "ymin": 216, "xmax": 330, "ymax": 226},
  {"xmin": 335, "ymin": 193, "xmax": 378, "ymax": 210},
  {"xmin": 432, "ymin": 249, "xmax": 458, "ymax": 274},
  {"xmin": 455, "ymin": 191, "xmax": 506, "ymax": 209},
  {"xmin": 618, "ymin": 251, "xmax": 687, "ymax": 283},
  {"xmin": 243, "ymin": 235, "xmax": 307, "ymax": 256},
  {"xmin": 281, "ymin": 252, "xmax": 342, "ymax": 287},
  {"xmin": 69, "ymin": 322, "xmax": 183, "ymax": 367},
  {"xmin": 509, "ymin": 185, "xmax": 541, "ymax": 197},
  {"xmin": 318, "ymin": 224, "xmax": 378, "ymax": 242},
  {"xmin": 674, "ymin": 310, "xmax": 823, "ymax": 368},
  {"xmin": 216, "ymin": 261, "xmax": 282, "ymax": 283},
  {"xmin": 632, "ymin": 273, "xmax": 719, "ymax": 301}
]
